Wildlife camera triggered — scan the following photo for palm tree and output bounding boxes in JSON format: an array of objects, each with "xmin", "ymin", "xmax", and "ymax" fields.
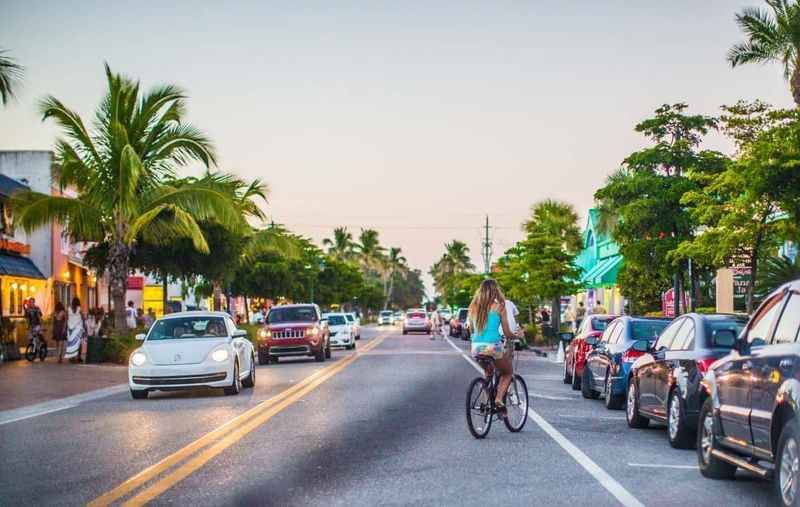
[
  {"xmin": 756, "ymin": 254, "xmax": 800, "ymax": 298},
  {"xmin": 524, "ymin": 199, "xmax": 582, "ymax": 252},
  {"xmin": 0, "ymin": 49, "xmax": 23, "ymax": 106},
  {"xmin": 323, "ymin": 227, "xmax": 355, "ymax": 262},
  {"xmin": 383, "ymin": 247, "xmax": 407, "ymax": 309},
  {"xmin": 11, "ymin": 65, "xmax": 237, "ymax": 329},
  {"xmin": 728, "ymin": 0, "xmax": 800, "ymax": 106},
  {"xmin": 444, "ymin": 240, "xmax": 475, "ymax": 272},
  {"xmin": 429, "ymin": 240, "xmax": 475, "ymax": 303},
  {"xmin": 356, "ymin": 228, "xmax": 385, "ymax": 277}
]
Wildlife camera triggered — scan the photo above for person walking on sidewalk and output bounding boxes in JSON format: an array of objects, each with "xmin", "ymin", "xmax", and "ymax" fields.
[
  {"xmin": 125, "ymin": 301, "xmax": 137, "ymax": 329},
  {"xmin": 65, "ymin": 297, "xmax": 86, "ymax": 363},
  {"xmin": 52, "ymin": 301, "xmax": 68, "ymax": 363}
]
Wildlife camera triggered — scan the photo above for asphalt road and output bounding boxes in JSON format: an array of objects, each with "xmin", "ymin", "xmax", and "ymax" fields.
[{"xmin": 0, "ymin": 326, "xmax": 776, "ymax": 506}]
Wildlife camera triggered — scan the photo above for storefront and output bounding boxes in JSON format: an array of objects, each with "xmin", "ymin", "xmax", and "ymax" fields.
[{"xmin": 572, "ymin": 209, "xmax": 626, "ymax": 317}]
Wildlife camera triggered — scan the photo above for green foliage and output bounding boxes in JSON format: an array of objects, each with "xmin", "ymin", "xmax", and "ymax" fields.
[
  {"xmin": 101, "ymin": 330, "xmax": 141, "ymax": 364},
  {"xmin": 430, "ymin": 240, "xmax": 476, "ymax": 306},
  {"xmin": 757, "ymin": 255, "xmax": 800, "ymax": 298},
  {"xmin": 0, "ymin": 48, "xmax": 23, "ymax": 106}
]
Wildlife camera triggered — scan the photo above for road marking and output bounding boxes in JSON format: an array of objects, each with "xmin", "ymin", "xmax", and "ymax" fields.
[
  {"xmin": 627, "ymin": 463, "xmax": 698, "ymax": 470},
  {"xmin": 446, "ymin": 336, "xmax": 645, "ymax": 507},
  {"xmin": 0, "ymin": 384, "xmax": 128, "ymax": 426},
  {"xmin": 90, "ymin": 332, "xmax": 387, "ymax": 507},
  {"xmin": 558, "ymin": 414, "xmax": 626, "ymax": 420},
  {"xmin": 530, "ymin": 393, "xmax": 578, "ymax": 401}
]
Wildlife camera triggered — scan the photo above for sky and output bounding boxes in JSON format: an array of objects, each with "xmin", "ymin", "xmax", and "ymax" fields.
[{"xmin": 1, "ymin": 0, "xmax": 794, "ymax": 296}]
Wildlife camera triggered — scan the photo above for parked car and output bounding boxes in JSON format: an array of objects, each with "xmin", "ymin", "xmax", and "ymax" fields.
[
  {"xmin": 563, "ymin": 314, "xmax": 620, "ymax": 390},
  {"xmin": 128, "ymin": 311, "xmax": 256, "ymax": 399},
  {"xmin": 394, "ymin": 310, "xmax": 404, "ymax": 326},
  {"xmin": 323, "ymin": 312, "xmax": 356, "ymax": 350},
  {"xmin": 439, "ymin": 308, "xmax": 452, "ymax": 323},
  {"xmin": 626, "ymin": 313, "xmax": 747, "ymax": 448},
  {"xmin": 345, "ymin": 312, "xmax": 361, "ymax": 340},
  {"xmin": 582, "ymin": 316, "xmax": 671, "ymax": 409},
  {"xmin": 451, "ymin": 308, "xmax": 470, "ymax": 340},
  {"xmin": 378, "ymin": 310, "xmax": 394, "ymax": 326},
  {"xmin": 403, "ymin": 309, "xmax": 431, "ymax": 335},
  {"xmin": 697, "ymin": 280, "xmax": 800, "ymax": 507},
  {"xmin": 257, "ymin": 304, "xmax": 331, "ymax": 364}
]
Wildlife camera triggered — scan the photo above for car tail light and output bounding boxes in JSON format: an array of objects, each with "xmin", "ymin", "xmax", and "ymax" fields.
[
  {"xmin": 622, "ymin": 348, "xmax": 644, "ymax": 363},
  {"xmin": 696, "ymin": 357, "xmax": 717, "ymax": 375}
]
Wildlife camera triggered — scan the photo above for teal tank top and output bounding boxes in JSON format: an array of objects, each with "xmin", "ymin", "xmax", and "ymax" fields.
[{"xmin": 471, "ymin": 311, "xmax": 502, "ymax": 344}]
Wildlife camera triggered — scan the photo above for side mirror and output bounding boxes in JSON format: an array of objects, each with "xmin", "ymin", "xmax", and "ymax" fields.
[
  {"xmin": 232, "ymin": 329, "xmax": 247, "ymax": 338},
  {"xmin": 631, "ymin": 340, "xmax": 650, "ymax": 353},
  {"xmin": 135, "ymin": 333, "xmax": 146, "ymax": 341},
  {"xmin": 558, "ymin": 331, "xmax": 575, "ymax": 342},
  {"xmin": 712, "ymin": 329, "xmax": 737, "ymax": 348}
]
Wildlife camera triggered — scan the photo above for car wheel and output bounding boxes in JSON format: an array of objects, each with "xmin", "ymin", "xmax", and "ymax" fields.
[
  {"xmin": 667, "ymin": 389, "xmax": 693, "ymax": 449},
  {"xmin": 563, "ymin": 358, "xmax": 572, "ymax": 384},
  {"xmin": 697, "ymin": 398, "xmax": 736, "ymax": 479},
  {"xmin": 315, "ymin": 346, "xmax": 325, "ymax": 362},
  {"xmin": 571, "ymin": 361, "xmax": 581, "ymax": 391},
  {"xmin": 242, "ymin": 355, "xmax": 256, "ymax": 388},
  {"xmin": 258, "ymin": 349, "xmax": 270, "ymax": 365},
  {"xmin": 604, "ymin": 371, "xmax": 624, "ymax": 410},
  {"xmin": 581, "ymin": 365, "xmax": 600, "ymax": 399},
  {"xmin": 224, "ymin": 360, "xmax": 242, "ymax": 395},
  {"xmin": 325, "ymin": 341, "xmax": 332, "ymax": 359},
  {"xmin": 626, "ymin": 379, "xmax": 649, "ymax": 429},
  {"xmin": 402, "ymin": 329, "xmax": 407, "ymax": 335},
  {"xmin": 130, "ymin": 389, "xmax": 148, "ymax": 400},
  {"xmin": 775, "ymin": 419, "xmax": 800, "ymax": 507}
]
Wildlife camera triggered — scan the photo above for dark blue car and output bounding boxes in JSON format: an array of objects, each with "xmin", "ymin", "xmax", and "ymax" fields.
[{"xmin": 582, "ymin": 316, "xmax": 671, "ymax": 409}]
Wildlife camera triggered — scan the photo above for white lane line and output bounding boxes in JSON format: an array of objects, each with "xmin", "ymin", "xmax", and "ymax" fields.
[
  {"xmin": 531, "ymin": 393, "xmax": 576, "ymax": 401},
  {"xmin": 558, "ymin": 414, "xmax": 626, "ymax": 420},
  {"xmin": 445, "ymin": 336, "xmax": 644, "ymax": 507},
  {"xmin": 0, "ymin": 384, "xmax": 128, "ymax": 426},
  {"xmin": 628, "ymin": 463, "xmax": 699, "ymax": 470}
]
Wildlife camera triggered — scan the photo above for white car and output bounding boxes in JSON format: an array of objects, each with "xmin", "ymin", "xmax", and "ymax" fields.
[
  {"xmin": 323, "ymin": 312, "xmax": 355, "ymax": 350},
  {"xmin": 128, "ymin": 311, "xmax": 256, "ymax": 399},
  {"xmin": 378, "ymin": 310, "xmax": 394, "ymax": 326},
  {"xmin": 345, "ymin": 312, "xmax": 361, "ymax": 340}
]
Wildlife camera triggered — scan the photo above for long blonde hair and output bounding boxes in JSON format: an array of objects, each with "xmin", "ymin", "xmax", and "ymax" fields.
[{"xmin": 468, "ymin": 278, "xmax": 505, "ymax": 335}]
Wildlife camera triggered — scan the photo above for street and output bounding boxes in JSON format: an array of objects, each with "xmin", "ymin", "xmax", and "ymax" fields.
[{"xmin": 0, "ymin": 326, "xmax": 775, "ymax": 506}]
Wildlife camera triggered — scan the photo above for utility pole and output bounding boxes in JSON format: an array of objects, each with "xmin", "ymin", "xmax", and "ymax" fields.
[{"xmin": 481, "ymin": 215, "xmax": 492, "ymax": 275}]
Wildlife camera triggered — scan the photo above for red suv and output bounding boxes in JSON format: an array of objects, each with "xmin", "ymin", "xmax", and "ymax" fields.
[
  {"xmin": 562, "ymin": 314, "xmax": 619, "ymax": 390},
  {"xmin": 258, "ymin": 304, "xmax": 331, "ymax": 364}
]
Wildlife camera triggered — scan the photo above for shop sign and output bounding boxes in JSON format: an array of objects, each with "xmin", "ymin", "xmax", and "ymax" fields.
[
  {"xmin": 0, "ymin": 238, "xmax": 31, "ymax": 255},
  {"xmin": 127, "ymin": 276, "xmax": 144, "ymax": 290},
  {"xmin": 662, "ymin": 288, "xmax": 688, "ymax": 318}
]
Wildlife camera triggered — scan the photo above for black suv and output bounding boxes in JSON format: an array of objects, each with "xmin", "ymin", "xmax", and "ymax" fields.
[{"xmin": 698, "ymin": 279, "xmax": 800, "ymax": 507}]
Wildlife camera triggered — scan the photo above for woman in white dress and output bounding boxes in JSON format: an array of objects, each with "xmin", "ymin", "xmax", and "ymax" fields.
[{"xmin": 65, "ymin": 297, "xmax": 86, "ymax": 362}]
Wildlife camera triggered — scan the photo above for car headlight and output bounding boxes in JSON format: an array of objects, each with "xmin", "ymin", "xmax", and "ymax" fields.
[
  {"xmin": 306, "ymin": 326, "xmax": 320, "ymax": 337},
  {"xmin": 131, "ymin": 351, "xmax": 147, "ymax": 367},
  {"xmin": 211, "ymin": 348, "xmax": 229, "ymax": 362},
  {"xmin": 259, "ymin": 328, "xmax": 271, "ymax": 340}
]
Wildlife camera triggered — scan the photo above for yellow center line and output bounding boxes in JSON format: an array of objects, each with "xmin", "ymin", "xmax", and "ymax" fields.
[{"xmin": 89, "ymin": 331, "xmax": 387, "ymax": 507}]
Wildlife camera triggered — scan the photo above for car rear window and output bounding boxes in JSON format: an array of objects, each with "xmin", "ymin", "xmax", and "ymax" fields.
[
  {"xmin": 632, "ymin": 320, "xmax": 670, "ymax": 341},
  {"xmin": 704, "ymin": 319, "xmax": 747, "ymax": 347},
  {"xmin": 268, "ymin": 307, "xmax": 317, "ymax": 324},
  {"xmin": 591, "ymin": 317, "xmax": 616, "ymax": 331},
  {"xmin": 408, "ymin": 312, "xmax": 426, "ymax": 319},
  {"xmin": 148, "ymin": 317, "xmax": 227, "ymax": 341}
]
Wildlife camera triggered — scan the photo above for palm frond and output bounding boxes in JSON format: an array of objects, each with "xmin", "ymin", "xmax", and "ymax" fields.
[
  {"xmin": 127, "ymin": 204, "xmax": 208, "ymax": 252},
  {"xmin": 242, "ymin": 228, "xmax": 300, "ymax": 261},
  {"xmin": 756, "ymin": 254, "xmax": 800, "ymax": 298},
  {"xmin": 145, "ymin": 123, "xmax": 216, "ymax": 168},
  {"xmin": 39, "ymin": 95, "xmax": 103, "ymax": 167},
  {"xmin": 144, "ymin": 180, "xmax": 241, "ymax": 232},
  {"xmin": 9, "ymin": 191, "xmax": 106, "ymax": 241},
  {"xmin": 0, "ymin": 49, "xmax": 23, "ymax": 106}
]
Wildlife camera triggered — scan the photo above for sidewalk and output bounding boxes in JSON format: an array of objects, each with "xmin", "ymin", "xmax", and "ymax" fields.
[{"xmin": 0, "ymin": 359, "xmax": 127, "ymax": 412}]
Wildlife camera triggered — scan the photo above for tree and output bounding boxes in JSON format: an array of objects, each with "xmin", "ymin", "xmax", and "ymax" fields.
[
  {"xmin": 382, "ymin": 247, "xmax": 407, "ymax": 309},
  {"xmin": 429, "ymin": 240, "xmax": 476, "ymax": 306},
  {"xmin": 12, "ymin": 66, "xmax": 236, "ymax": 328},
  {"xmin": 0, "ymin": 49, "xmax": 23, "ymax": 106},
  {"xmin": 728, "ymin": 0, "xmax": 800, "ymax": 106},
  {"xmin": 323, "ymin": 227, "xmax": 356, "ymax": 262},
  {"xmin": 595, "ymin": 104, "xmax": 721, "ymax": 314},
  {"xmin": 757, "ymin": 255, "xmax": 800, "ymax": 298},
  {"xmin": 356, "ymin": 228, "xmax": 386, "ymax": 279}
]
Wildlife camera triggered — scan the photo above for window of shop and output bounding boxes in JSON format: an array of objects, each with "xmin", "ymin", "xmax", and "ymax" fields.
[{"xmin": 55, "ymin": 282, "xmax": 73, "ymax": 307}]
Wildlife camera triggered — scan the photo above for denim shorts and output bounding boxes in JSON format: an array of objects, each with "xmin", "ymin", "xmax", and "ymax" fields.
[{"xmin": 471, "ymin": 341, "xmax": 505, "ymax": 359}]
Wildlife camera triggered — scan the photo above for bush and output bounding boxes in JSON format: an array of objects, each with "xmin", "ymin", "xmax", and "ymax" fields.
[
  {"xmin": 239, "ymin": 324, "xmax": 261, "ymax": 348},
  {"xmin": 695, "ymin": 306, "xmax": 717, "ymax": 314},
  {"xmin": 101, "ymin": 330, "xmax": 141, "ymax": 364}
]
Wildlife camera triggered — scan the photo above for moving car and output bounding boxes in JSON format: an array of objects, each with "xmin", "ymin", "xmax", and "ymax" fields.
[
  {"xmin": 257, "ymin": 304, "xmax": 331, "ymax": 364},
  {"xmin": 378, "ymin": 310, "xmax": 394, "ymax": 326},
  {"xmin": 626, "ymin": 313, "xmax": 747, "ymax": 448},
  {"xmin": 394, "ymin": 310, "xmax": 404, "ymax": 326},
  {"xmin": 345, "ymin": 312, "xmax": 361, "ymax": 340},
  {"xmin": 450, "ymin": 308, "xmax": 470, "ymax": 340},
  {"xmin": 323, "ymin": 312, "xmax": 356, "ymax": 350},
  {"xmin": 697, "ymin": 280, "xmax": 800, "ymax": 507},
  {"xmin": 128, "ymin": 311, "xmax": 256, "ymax": 399},
  {"xmin": 403, "ymin": 309, "xmax": 431, "ymax": 335},
  {"xmin": 563, "ymin": 314, "xmax": 619, "ymax": 390},
  {"xmin": 439, "ymin": 308, "xmax": 452, "ymax": 323},
  {"xmin": 582, "ymin": 316, "xmax": 670, "ymax": 409}
]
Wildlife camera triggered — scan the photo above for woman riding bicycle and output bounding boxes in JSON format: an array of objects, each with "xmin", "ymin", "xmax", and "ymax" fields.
[{"xmin": 468, "ymin": 279, "xmax": 521, "ymax": 415}]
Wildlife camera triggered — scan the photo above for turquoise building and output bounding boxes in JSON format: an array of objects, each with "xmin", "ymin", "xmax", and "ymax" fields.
[{"xmin": 573, "ymin": 209, "xmax": 625, "ymax": 315}]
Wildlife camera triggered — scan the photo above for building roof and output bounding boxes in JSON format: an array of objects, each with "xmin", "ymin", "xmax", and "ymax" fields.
[
  {"xmin": 0, "ymin": 252, "xmax": 45, "ymax": 279},
  {"xmin": 0, "ymin": 173, "xmax": 28, "ymax": 198}
]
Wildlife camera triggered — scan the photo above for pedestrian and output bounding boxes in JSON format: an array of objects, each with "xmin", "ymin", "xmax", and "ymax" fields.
[
  {"xmin": 65, "ymin": 297, "xmax": 86, "ymax": 362},
  {"xmin": 52, "ymin": 301, "xmax": 68, "ymax": 363},
  {"xmin": 575, "ymin": 301, "xmax": 586, "ymax": 331},
  {"xmin": 540, "ymin": 307, "xmax": 550, "ymax": 324},
  {"xmin": 136, "ymin": 307, "xmax": 145, "ymax": 328},
  {"xmin": 125, "ymin": 301, "xmax": 137, "ymax": 329},
  {"xmin": 144, "ymin": 308, "xmax": 156, "ymax": 329},
  {"xmin": 24, "ymin": 297, "xmax": 43, "ymax": 341},
  {"xmin": 430, "ymin": 311, "xmax": 440, "ymax": 340},
  {"xmin": 94, "ymin": 307, "xmax": 107, "ymax": 338}
]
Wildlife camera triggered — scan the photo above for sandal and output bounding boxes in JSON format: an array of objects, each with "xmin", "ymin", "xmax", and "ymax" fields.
[{"xmin": 494, "ymin": 400, "xmax": 507, "ymax": 418}]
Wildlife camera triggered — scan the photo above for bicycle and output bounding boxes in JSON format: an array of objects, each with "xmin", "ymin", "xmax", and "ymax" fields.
[
  {"xmin": 25, "ymin": 326, "xmax": 47, "ymax": 362},
  {"xmin": 466, "ymin": 352, "xmax": 529, "ymax": 438}
]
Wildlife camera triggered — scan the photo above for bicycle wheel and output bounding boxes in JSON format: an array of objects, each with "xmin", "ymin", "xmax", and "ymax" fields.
[
  {"xmin": 503, "ymin": 374, "xmax": 529, "ymax": 433},
  {"xmin": 466, "ymin": 377, "xmax": 493, "ymax": 439},
  {"xmin": 38, "ymin": 342, "xmax": 48, "ymax": 361},
  {"xmin": 25, "ymin": 344, "xmax": 36, "ymax": 362}
]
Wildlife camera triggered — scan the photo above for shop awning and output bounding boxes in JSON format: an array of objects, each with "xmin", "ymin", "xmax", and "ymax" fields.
[
  {"xmin": 0, "ymin": 174, "xmax": 28, "ymax": 198},
  {"xmin": 0, "ymin": 253, "xmax": 45, "ymax": 279},
  {"xmin": 581, "ymin": 255, "xmax": 622, "ymax": 288}
]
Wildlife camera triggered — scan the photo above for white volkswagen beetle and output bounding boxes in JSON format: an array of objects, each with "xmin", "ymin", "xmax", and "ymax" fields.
[{"xmin": 128, "ymin": 311, "xmax": 256, "ymax": 399}]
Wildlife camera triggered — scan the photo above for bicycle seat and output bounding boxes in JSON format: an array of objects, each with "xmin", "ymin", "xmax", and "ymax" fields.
[{"xmin": 474, "ymin": 355, "xmax": 495, "ymax": 368}]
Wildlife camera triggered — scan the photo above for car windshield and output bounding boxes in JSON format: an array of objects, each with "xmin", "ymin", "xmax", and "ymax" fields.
[
  {"xmin": 268, "ymin": 307, "xmax": 317, "ymax": 324},
  {"xmin": 458, "ymin": 309, "xmax": 468, "ymax": 320},
  {"xmin": 327, "ymin": 315, "xmax": 347, "ymax": 325},
  {"xmin": 344, "ymin": 314, "xmax": 354, "ymax": 322},
  {"xmin": 147, "ymin": 317, "xmax": 227, "ymax": 341},
  {"xmin": 705, "ymin": 319, "xmax": 747, "ymax": 346},
  {"xmin": 380, "ymin": 311, "xmax": 392, "ymax": 317},
  {"xmin": 591, "ymin": 317, "xmax": 616, "ymax": 331},
  {"xmin": 631, "ymin": 320, "xmax": 670, "ymax": 341}
]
